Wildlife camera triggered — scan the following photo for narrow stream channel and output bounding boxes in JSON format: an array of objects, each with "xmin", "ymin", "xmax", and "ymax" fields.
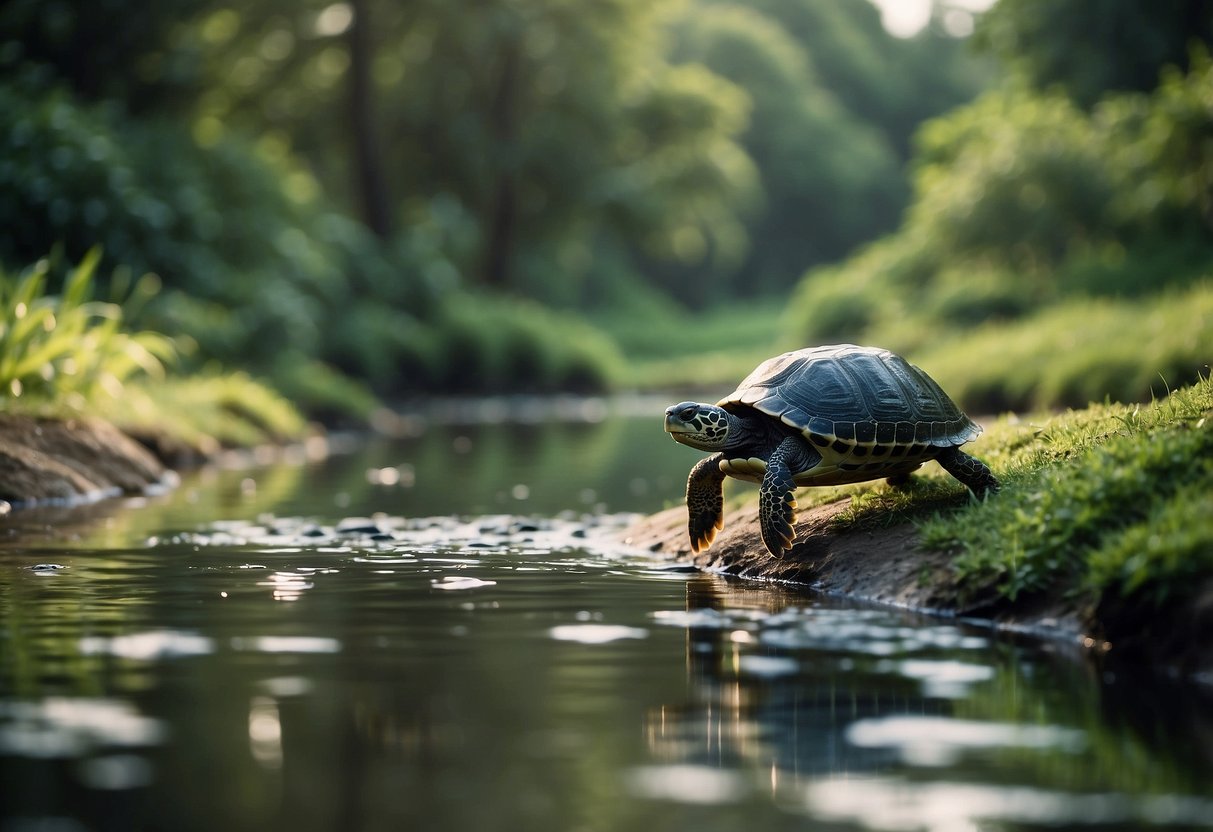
[{"xmin": 2, "ymin": 403, "xmax": 1211, "ymax": 831}]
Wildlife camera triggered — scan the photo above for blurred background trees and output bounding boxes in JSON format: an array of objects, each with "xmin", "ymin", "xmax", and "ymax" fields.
[{"xmin": 0, "ymin": 0, "xmax": 1210, "ymax": 412}]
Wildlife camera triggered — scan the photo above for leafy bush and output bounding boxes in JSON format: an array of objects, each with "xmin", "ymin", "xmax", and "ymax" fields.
[
  {"xmin": 913, "ymin": 282, "xmax": 1213, "ymax": 412},
  {"xmin": 432, "ymin": 295, "xmax": 625, "ymax": 394},
  {"xmin": 910, "ymin": 86, "xmax": 1120, "ymax": 272},
  {"xmin": 0, "ymin": 248, "xmax": 173, "ymax": 408},
  {"xmin": 122, "ymin": 372, "xmax": 310, "ymax": 448}
]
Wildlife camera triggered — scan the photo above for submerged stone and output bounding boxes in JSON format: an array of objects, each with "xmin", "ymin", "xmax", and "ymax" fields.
[{"xmin": 336, "ymin": 517, "xmax": 383, "ymax": 535}]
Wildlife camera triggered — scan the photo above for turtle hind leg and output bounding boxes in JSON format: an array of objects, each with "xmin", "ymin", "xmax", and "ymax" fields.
[
  {"xmin": 885, "ymin": 470, "xmax": 916, "ymax": 490},
  {"xmin": 760, "ymin": 436, "xmax": 821, "ymax": 558},
  {"xmin": 937, "ymin": 446, "xmax": 1000, "ymax": 498},
  {"xmin": 686, "ymin": 453, "xmax": 726, "ymax": 553}
]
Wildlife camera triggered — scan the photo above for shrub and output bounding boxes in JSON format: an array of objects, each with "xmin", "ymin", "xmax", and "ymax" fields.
[{"xmin": 0, "ymin": 249, "xmax": 173, "ymax": 408}]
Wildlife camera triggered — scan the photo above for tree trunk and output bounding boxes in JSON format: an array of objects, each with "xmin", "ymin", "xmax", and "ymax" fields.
[
  {"xmin": 481, "ymin": 41, "xmax": 521, "ymax": 288},
  {"xmin": 348, "ymin": 0, "xmax": 393, "ymax": 239}
]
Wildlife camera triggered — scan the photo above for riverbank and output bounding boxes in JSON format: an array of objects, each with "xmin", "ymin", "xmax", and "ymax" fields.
[
  {"xmin": 0, "ymin": 411, "xmax": 322, "ymax": 510},
  {"xmin": 621, "ymin": 493, "xmax": 1212, "ymax": 681},
  {"xmin": 622, "ymin": 374, "xmax": 1213, "ymax": 680},
  {"xmin": 0, "ymin": 414, "xmax": 175, "ymax": 507}
]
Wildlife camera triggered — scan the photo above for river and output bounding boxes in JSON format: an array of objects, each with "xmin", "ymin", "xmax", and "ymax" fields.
[{"xmin": 1, "ymin": 400, "xmax": 1211, "ymax": 831}]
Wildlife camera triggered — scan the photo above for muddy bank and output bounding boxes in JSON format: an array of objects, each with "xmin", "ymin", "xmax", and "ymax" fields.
[
  {"xmin": 0, "ymin": 414, "xmax": 175, "ymax": 507},
  {"xmin": 621, "ymin": 500, "xmax": 1212, "ymax": 679}
]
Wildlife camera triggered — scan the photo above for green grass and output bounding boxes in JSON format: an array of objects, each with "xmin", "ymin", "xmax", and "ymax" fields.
[
  {"xmin": 909, "ymin": 282, "xmax": 1213, "ymax": 413},
  {"xmin": 917, "ymin": 374, "xmax": 1213, "ymax": 609},
  {"xmin": 114, "ymin": 373, "xmax": 310, "ymax": 449},
  {"xmin": 0, "ymin": 248, "xmax": 173, "ymax": 407}
]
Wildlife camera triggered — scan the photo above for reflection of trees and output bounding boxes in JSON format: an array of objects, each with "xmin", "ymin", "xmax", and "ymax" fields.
[
  {"xmin": 645, "ymin": 575, "xmax": 1213, "ymax": 802},
  {"xmin": 644, "ymin": 576, "xmax": 928, "ymax": 797}
]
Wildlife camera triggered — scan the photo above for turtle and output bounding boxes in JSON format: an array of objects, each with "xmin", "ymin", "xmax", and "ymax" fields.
[{"xmin": 663, "ymin": 344, "xmax": 999, "ymax": 558}]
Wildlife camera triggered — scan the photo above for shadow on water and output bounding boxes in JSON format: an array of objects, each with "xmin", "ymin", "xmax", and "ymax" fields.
[{"xmin": 1, "ymin": 408, "xmax": 1212, "ymax": 832}]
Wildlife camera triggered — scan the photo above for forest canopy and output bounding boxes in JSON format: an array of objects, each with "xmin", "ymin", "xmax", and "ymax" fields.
[{"xmin": 2, "ymin": 0, "xmax": 1210, "ymax": 407}]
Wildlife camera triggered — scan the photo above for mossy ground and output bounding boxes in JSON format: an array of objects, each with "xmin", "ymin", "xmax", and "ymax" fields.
[{"xmin": 919, "ymin": 374, "xmax": 1213, "ymax": 615}]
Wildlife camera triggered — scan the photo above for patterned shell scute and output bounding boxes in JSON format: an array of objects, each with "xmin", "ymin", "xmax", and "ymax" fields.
[{"xmin": 720, "ymin": 344, "xmax": 981, "ymax": 448}]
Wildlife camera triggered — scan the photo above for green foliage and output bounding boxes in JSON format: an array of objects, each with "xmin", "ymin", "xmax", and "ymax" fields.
[
  {"xmin": 0, "ymin": 249, "xmax": 309, "ymax": 446},
  {"xmin": 0, "ymin": 249, "xmax": 173, "ymax": 408},
  {"xmin": 430, "ymin": 295, "xmax": 626, "ymax": 394},
  {"xmin": 125, "ymin": 373, "xmax": 310, "ymax": 447},
  {"xmin": 919, "ymin": 375, "xmax": 1213, "ymax": 609},
  {"xmin": 974, "ymin": 0, "xmax": 1213, "ymax": 107},
  {"xmin": 0, "ymin": 0, "xmax": 209, "ymax": 110},
  {"xmin": 1087, "ymin": 483, "xmax": 1213, "ymax": 605},
  {"xmin": 268, "ymin": 353, "xmax": 381, "ymax": 423},
  {"xmin": 911, "ymin": 86, "xmax": 1119, "ymax": 270},
  {"xmin": 0, "ymin": 74, "xmax": 368, "ymax": 354},
  {"xmin": 781, "ymin": 55, "xmax": 1213, "ymax": 414},
  {"xmin": 781, "ymin": 259, "xmax": 883, "ymax": 344},
  {"xmin": 911, "ymin": 282, "xmax": 1213, "ymax": 412},
  {"xmin": 670, "ymin": 2, "xmax": 905, "ymax": 292},
  {"xmin": 739, "ymin": 0, "xmax": 994, "ymax": 159},
  {"xmin": 597, "ymin": 296, "xmax": 788, "ymax": 391}
]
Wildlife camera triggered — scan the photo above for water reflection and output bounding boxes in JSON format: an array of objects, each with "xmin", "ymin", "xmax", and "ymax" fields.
[{"xmin": 640, "ymin": 576, "xmax": 1213, "ymax": 829}]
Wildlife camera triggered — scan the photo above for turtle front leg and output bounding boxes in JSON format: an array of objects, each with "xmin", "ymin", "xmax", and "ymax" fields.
[
  {"xmin": 686, "ymin": 453, "xmax": 727, "ymax": 553},
  {"xmin": 936, "ymin": 446, "xmax": 1000, "ymax": 499},
  {"xmin": 760, "ymin": 436, "xmax": 821, "ymax": 558}
]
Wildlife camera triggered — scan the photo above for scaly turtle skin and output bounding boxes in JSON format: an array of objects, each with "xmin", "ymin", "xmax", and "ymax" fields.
[{"xmin": 664, "ymin": 344, "xmax": 999, "ymax": 558}]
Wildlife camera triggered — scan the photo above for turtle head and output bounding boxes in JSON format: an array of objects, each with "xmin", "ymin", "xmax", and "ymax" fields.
[{"xmin": 664, "ymin": 402, "xmax": 735, "ymax": 450}]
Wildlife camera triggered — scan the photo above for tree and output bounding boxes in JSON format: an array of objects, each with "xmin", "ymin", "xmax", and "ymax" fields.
[
  {"xmin": 348, "ymin": 0, "xmax": 393, "ymax": 238},
  {"xmin": 975, "ymin": 0, "xmax": 1213, "ymax": 106},
  {"xmin": 671, "ymin": 3, "xmax": 904, "ymax": 292}
]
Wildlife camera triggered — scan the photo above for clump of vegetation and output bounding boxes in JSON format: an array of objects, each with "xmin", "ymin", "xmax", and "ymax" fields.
[
  {"xmin": 0, "ymin": 248, "xmax": 172, "ymax": 408},
  {"xmin": 0, "ymin": 250, "xmax": 308, "ymax": 448},
  {"xmin": 120, "ymin": 373, "xmax": 310, "ymax": 449},
  {"xmin": 912, "ymin": 282, "xmax": 1213, "ymax": 412},
  {"xmin": 918, "ymin": 375, "xmax": 1213, "ymax": 612}
]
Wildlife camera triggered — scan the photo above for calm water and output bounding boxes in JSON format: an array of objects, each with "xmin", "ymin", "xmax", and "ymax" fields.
[{"xmin": 2, "ymin": 404, "xmax": 1212, "ymax": 832}]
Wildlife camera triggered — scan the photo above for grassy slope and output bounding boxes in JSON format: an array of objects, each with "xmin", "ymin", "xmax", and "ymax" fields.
[
  {"xmin": 906, "ymin": 281, "xmax": 1213, "ymax": 412},
  {"xmin": 919, "ymin": 374, "xmax": 1213, "ymax": 611},
  {"xmin": 612, "ymin": 281, "xmax": 1212, "ymax": 411}
]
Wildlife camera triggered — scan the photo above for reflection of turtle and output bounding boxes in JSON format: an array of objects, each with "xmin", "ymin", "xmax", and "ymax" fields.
[{"xmin": 664, "ymin": 344, "xmax": 999, "ymax": 558}]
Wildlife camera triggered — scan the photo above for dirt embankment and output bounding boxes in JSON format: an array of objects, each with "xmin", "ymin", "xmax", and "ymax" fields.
[
  {"xmin": 0, "ymin": 414, "xmax": 175, "ymax": 507},
  {"xmin": 622, "ymin": 500, "xmax": 1213, "ymax": 679}
]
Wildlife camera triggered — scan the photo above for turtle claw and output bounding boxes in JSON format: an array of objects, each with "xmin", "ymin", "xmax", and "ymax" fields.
[
  {"xmin": 760, "ymin": 492, "xmax": 798, "ymax": 558},
  {"xmin": 686, "ymin": 453, "xmax": 727, "ymax": 554},
  {"xmin": 689, "ymin": 518, "xmax": 722, "ymax": 553}
]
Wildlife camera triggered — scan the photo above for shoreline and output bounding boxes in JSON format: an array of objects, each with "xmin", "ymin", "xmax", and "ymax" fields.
[
  {"xmin": 619, "ymin": 499, "xmax": 1211, "ymax": 682},
  {"xmin": 0, "ymin": 414, "xmax": 173, "ymax": 510}
]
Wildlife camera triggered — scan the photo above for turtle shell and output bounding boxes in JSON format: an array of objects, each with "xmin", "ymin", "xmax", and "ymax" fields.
[{"xmin": 719, "ymin": 345, "xmax": 980, "ymax": 484}]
